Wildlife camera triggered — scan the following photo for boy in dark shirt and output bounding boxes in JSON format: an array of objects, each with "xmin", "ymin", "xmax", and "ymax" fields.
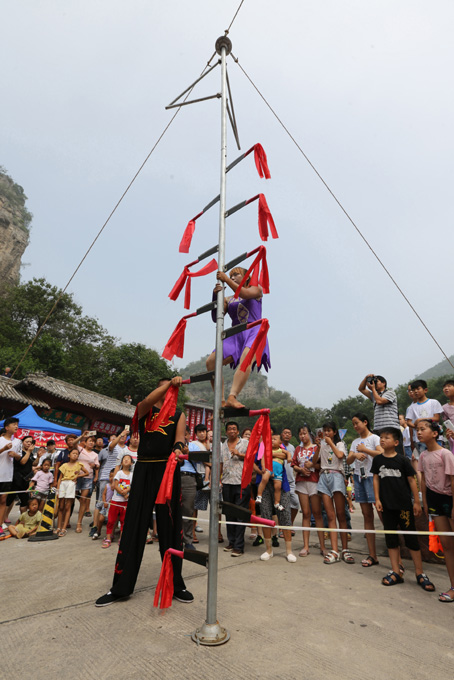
[{"xmin": 371, "ymin": 427, "xmax": 435, "ymax": 591}]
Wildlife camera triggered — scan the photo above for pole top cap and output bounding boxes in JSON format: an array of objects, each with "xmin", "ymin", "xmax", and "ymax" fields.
[{"xmin": 215, "ymin": 36, "xmax": 232, "ymax": 55}]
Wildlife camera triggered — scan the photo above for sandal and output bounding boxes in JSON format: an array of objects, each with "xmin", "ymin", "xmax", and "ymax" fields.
[
  {"xmin": 341, "ymin": 549, "xmax": 355, "ymax": 564},
  {"xmin": 299, "ymin": 548, "xmax": 310, "ymax": 557},
  {"xmin": 102, "ymin": 539, "xmax": 112, "ymax": 549},
  {"xmin": 362, "ymin": 555, "xmax": 379, "ymax": 568},
  {"xmin": 439, "ymin": 586, "xmax": 454, "ymax": 603},
  {"xmin": 416, "ymin": 573, "xmax": 435, "ymax": 592},
  {"xmin": 146, "ymin": 532, "xmax": 153, "ymax": 544},
  {"xmin": 75, "ymin": 524, "xmax": 83, "ymax": 533},
  {"xmin": 218, "ymin": 536, "xmax": 224, "ymax": 543},
  {"xmin": 323, "ymin": 550, "xmax": 340, "ymax": 564},
  {"xmin": 192, "ymin": 537, "xmax": 199, "ymax": 544},
  {"xmin": 382, "ymin": 570, "xmax": 404, "ymax": 586},
  {"xmin": 58, "ymin": 529, "xmax": 67, "ymax": 537},
  {"xmin": 399, "ymin": 563, "xmax": 405, "ymax": 576}
]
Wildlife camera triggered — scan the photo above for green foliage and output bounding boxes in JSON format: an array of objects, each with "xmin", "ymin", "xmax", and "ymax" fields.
[
  {"xmin": 0, "ymin": 277, "xmax": 182, "ymax": 404},
  {"xmin": 0, "ymin": 166, "xmax": 33, "ymax": 232}
]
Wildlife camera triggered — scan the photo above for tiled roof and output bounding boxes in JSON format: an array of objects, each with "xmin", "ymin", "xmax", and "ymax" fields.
[
  {"xmin": 0, "ymin": 375, "xmax": 50, "ymax": 409},
  {"xmin": 16, "ymin": 372, "xmax": 136, "ymax": 419}
]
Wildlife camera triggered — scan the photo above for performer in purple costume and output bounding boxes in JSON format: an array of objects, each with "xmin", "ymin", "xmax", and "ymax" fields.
[{"xmin": 206, "ymin": 267, "xmax": 270, "ymax": 409}]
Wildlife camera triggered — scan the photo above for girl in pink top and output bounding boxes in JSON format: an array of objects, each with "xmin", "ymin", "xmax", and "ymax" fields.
[
  {"xmin": 291, "ymin": 426, "xmax": 325, "ymax": 557},
  {"xmin": 417, "ymin": 420, "xmax": 454, "ymax": 603}
]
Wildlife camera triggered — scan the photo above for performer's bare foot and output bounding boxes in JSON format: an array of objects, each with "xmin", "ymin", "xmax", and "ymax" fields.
[
  {"xmin": 221, "ymin": 399, "xmax": 227, "ymax": 408},
  {"xmin": 225, "ymin": 394, "xmax": 246, "ymax": 409}
]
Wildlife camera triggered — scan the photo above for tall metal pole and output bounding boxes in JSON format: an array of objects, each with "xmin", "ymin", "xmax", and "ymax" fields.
[{"xmin": 192, "ymin": 35, "xmax": 232, "ymax": 646}]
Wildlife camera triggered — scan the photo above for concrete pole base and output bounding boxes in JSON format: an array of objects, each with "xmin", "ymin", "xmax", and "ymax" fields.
[{"xmin": 191, "ymin": 621, "xmax": 230, "ymax": 646}]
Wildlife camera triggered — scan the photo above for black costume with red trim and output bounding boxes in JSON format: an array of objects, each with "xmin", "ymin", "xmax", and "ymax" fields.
[{"xmin": 110, "ymin": 406, "xmax": 186, "ymax": 598}]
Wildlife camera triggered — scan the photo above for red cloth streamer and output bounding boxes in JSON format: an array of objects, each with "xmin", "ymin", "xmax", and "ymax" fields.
[
  {"xmin": 162, "ymin": 313, "xmax": 196, "ymax": 361},
  {"xmin": 153, "ymin": 549, "xmax": 175, "ymax": 609},
  {"xmin": 233, "ymin": 246, "xmax": 269, "ymax": 299},
  {"xmin": 169, "ymin": 258, "xmax": 218, "ymax": 309},
  {"xmin": 131, "ymin": 406, "xmax": 139, "ymax": 437},
  {"xmin": 253, "ymin": 144, "xmax": 271, "ymax": 179},
  {"xmin": 428, "ymin": 519, "xmax": 443, "ymax": 555},
  {"xmin": 179, "ymin": 220, "xmax": 196, "ymax": 253},
  {"xmin": 144, "ymin": 385, "xmax": 179, "ymax": 433},
  {"xmin": 258, "ymin": 194, "xmax": 278, "ymax": 241},
  {"xmin": 155, "ymin": 452, "xmax": 178, "ymax": 504},
  {"xmin": 241, "ymin": 413, "xmax": 272, "ymax": 491},
  {"xmin": 240, "ymin": 319, "xmax": 270, "ymax": 372}
]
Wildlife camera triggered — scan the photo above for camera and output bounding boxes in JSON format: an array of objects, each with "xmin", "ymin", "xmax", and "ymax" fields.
[{"xmin": 366, "ymin": 376, "xmax": 377, "ymax": 385}]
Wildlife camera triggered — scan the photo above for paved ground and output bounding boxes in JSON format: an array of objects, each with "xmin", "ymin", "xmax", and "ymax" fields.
[{"xmin": 2, "ymin": 500, "xmax": 453, "ymax": 680}]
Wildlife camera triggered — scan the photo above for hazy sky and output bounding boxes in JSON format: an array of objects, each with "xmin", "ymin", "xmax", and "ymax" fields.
[{"xmin": 2, "ymin": 1, "xmax": 454, "ymax": 407}]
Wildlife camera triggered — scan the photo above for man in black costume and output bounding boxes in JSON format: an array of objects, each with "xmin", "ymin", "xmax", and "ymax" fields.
[{"xmin": 95, "ymin": 376, "xmax": 193, "ymax": 606}]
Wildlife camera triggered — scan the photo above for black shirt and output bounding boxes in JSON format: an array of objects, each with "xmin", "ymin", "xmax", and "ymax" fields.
[
  {"xmin": 137, "ymin": 406, "xmax": 182, "ymax": 461},
  {"xmin": 371, "ymin": 453, "xmax": 415, "ymax": 510},
  {"xmin": 13, "ymin": 449, "xmax": 35, "ymax": 481}
]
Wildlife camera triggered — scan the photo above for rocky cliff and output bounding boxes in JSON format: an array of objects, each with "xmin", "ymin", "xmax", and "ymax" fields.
[{"xmin": 0, "ymin": 169, "xmax": 31, "ymax": 291}]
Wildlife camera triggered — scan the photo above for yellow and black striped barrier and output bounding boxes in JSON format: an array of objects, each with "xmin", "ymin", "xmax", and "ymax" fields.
[{"xmin": 28, "ymin": 489, "xmax": 59, "ymax": 542}]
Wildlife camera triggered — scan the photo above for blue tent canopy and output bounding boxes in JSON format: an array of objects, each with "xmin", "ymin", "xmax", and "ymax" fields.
[{"xmin": 0, "ymin": 405, "xmax": 81, "ymax": 435}]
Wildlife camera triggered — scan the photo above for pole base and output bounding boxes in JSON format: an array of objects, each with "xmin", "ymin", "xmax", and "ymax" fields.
[{"xmin": 191, "ymin": 621, "xmax": 230, "ymax": 646}]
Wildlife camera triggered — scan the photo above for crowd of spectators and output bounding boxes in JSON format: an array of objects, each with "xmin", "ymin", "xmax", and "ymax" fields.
[{"xmin": 1, "ymin": 374, "xmax": 454, "ymax": 602}]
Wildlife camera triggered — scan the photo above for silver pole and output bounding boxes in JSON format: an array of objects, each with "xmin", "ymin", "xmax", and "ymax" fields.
[{"xmin": 192, "ymin": 35, "xmax": 232, "ymax": 646}]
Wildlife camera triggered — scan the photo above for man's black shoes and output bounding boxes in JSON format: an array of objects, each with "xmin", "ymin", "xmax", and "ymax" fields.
[
  {"xmin": 95, "ymin": 591, "xmax": 127, "ymax": 607},
  {"xmin": 173, "ymin": 589, "xmax": 194, "ymax": 603}
]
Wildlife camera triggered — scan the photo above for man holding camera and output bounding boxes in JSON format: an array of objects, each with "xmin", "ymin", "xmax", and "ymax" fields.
[{"xmin": 358, "ymin": 374, "xmax": 400, "ymax": 433}]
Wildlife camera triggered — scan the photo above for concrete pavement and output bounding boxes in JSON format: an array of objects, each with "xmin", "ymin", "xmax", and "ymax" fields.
[{"xmin": 1, "ymin": 500, "xmax": 453, "ymax": 680}]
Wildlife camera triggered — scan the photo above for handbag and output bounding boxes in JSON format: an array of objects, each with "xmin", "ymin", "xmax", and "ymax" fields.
[{"xmin": 190, "ymin": 460, "xmax": 204, "ymax": 491}]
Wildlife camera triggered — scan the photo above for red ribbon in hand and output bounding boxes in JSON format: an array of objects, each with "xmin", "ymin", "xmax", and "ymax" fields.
[
  {"xmin": 155, "ymin": 452, "xmax": 178, "ymax": 505},
  {"xmin": 240, "ymin": 319, "xmax": 269, "ymax": 373},
  {"xmin": 153, "ymin": 549, "xmax": 175, "ymax": 609},
  {"xmin": 169, "ymin": 258, "xmax": 218, "ymax": 309},
  {"xmin": 233, "ymin": 246, "xmax": 269, "ymax": 299}
]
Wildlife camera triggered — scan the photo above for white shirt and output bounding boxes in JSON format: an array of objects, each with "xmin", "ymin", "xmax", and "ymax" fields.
[
  {"xmin": 349, "ymin": 434, "xmax": 380, "ymax": 477},
  {"xmin": 0, "ymin": 436, "xmax": 21, "ymax": 482},
  {"xmin": 407, "ymin": 399, "xmax": 443, "ymax": 423}
]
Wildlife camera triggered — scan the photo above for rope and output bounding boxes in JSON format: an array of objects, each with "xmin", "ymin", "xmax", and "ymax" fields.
[
  {"xmin": 225, "ymin": 0, "xmax": 246, "ymax": 34},
  {"xmin": 9, "ymin": 56, "xmax": 214, "ymax": 380},
  {"xmin": 232, "ymin": 55, "xmax": 454, "ymax": 372}
]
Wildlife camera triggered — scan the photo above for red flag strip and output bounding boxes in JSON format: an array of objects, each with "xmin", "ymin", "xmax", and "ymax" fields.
[
  {"xmin": 153, "ymin": 549, "xmax": 175, "ymax": 609},
  {"xmin": 241, "ymin": 413, "xmax": 272, "ymax": 492},
  {"xmin": 155, "ymin": 452, "xmax": 178, "ymax": 505},
  {"xmin": 233, "ymin": 246, "xmax": 269, "ymax": 299},
  {"xmin": 162, "ymin": 312, "xmax": 197, "ymax": 361},
  {"xmin": 239, "ymin": 319, "xmax": 270, "ymax": 373},
  {"xmin": 169, "ymin": 258, "xmax": 218, "ymax": 309}
]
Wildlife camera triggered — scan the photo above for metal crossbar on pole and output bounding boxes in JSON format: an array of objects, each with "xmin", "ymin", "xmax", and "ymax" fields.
[{"xmin": 191, "ymin": 35, "xmax": 232, "ymax": 647}]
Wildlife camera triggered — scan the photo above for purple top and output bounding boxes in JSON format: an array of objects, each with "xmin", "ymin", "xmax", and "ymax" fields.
[{"xmin": 215, "ymin": 295, "xmax": 271, "ymax": 372}]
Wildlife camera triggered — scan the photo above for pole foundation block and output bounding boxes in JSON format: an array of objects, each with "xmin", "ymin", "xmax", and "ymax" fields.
[{"xmin": 191, "ymin": 621, "xmax": 230, "ymax": 646}]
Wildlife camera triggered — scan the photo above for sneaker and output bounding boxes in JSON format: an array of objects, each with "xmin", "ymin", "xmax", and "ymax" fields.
[
  {"xmin": 252, "ymin": 536, "xmax": 264, "ymax": 546},
  {"xmin": 286, "ymin": 553, "xmax": 297, "ymax": 563},
  {"xmin": 84, "ymin": 511, "xmax": 92, "ymax": 518},
  {"xmin": 92, "ymin": 531, "xmax": 99, "ymax": 541},
  {"xmin": 95, "ymin": 591, "xmax": 125, "ymax": 607},
  {"xmin": 173, "ymin": 589, "xmax": 194, "ymax": 603},
  {"xmin": 231, "ymin": 550, "xmax": 244, "ymax": 557},
  {"xmin": 185, "ymin": 543, "xmax": 197, "ymax": 551},
  {"xmin": 195, "ymin": 526, "xmax": 203, "ymax": 533},
  {"xmin": 88, "ymin": 527, "xmax": 97, "ymax": 538},
  {"xmin": 0, "ymin": 528, "xmax": 5, "ymax": 538},
  {"xmin": 223, "ymin": 544, "xmax": 234, "ymax": 552},
  {"xmin": 260, "ymin": 550, "xmax": 273, "ymax": 561},
  {"xmin": 255, "ymin": 495, "xmax": 262, "ymax": 504},
  {"xmin": 272, "ymin": 536, "xmax": 280, "ymax": 548}
]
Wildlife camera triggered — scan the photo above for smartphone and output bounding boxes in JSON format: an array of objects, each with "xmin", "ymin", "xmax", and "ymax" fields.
[
  {"xmin": 125, "ymin": 425, "xmax": 130, "ymax": 433},
  {"xmin": 444, "ymin": 420, "xmax": 454, "ymax": 431},
  {"xmin": 87, "ymin": 430, "xmax": 96, "ymax": 436}
]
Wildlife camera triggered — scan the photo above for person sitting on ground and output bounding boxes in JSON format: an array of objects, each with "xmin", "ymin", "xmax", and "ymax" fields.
[
  {"xmin": 256, "ymin": 432, "xmax": 289, "ymax": 512},
  {"xmin": 102, "ymin": 454, "xmax": 133, "ymax": 549},
  {"xmin": 371, "ymin": 426, "xmax": 435, "ymax": 591},
  {"xmin": 416, "ymin": 420, "xmax": 454, "ymax": 603},
  {"xmin": 8, "ymin": 497, "xmax": 41, "ymax": 538},
  {"xmin": 56, "ymin": 448, "xmax": 88, "ymax": 537},
  {"xmin": 29, "ymin": 459, "xmax": 53, "ymax": 511},
  {"xmin": 93, "ymin": 469, "xmax": 115, "ymax": 541},
  {"xmin": 346, "ymin": 413, "xmax": 382, "ymax": 568}
]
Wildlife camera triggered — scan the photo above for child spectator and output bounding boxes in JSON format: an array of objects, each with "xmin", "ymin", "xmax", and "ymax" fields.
[
  {"xmin": 29, "ymin": 459, "xmax": 53, "ymax": 511},
  {"xmin": 92, "ymin": 469, "xmax": 115, "ymax": 540},
  {"xmin": 292, "ymin": 425, "xmax": 325, "ymax": 557},
  {"xmin": 75, "ymin": 434, "xmax": 99, "ymax": 533},
  {"xmin": 102, "ymin": 455, "xmax": 133, "ymax": 548},
  {"xmin": 256, "ymin": 432, "xmax": 290, "ymax": 512},
  {"xmin": 399, "ymin": 414, "xmax": 412, "ymax": 460},
  {"xmin": 8, "ymin": 497, "xmax": 41, "ymax": 538},
  {"xmin": 314, "ymin": 422, "xmax": 353, "ymax": 565},
  {"xmin": 346, "ymin": 413, "xmax": 382, "ymax": 568},
  {"xmin": 56, "ymin": 448, "xmax": 88, "ymax": 536},
  {"xmin": 416, "ymin": 420, "xmax": 454, "ymax": 602},
  {"xmin": 371, "ymin": 426, "xmax": 435, "ymax": 591},
  {"xmin": 442, "ymin": 379, "xmax": 454, "ymax": 454},
  {"xmin": 406, "ymin": 379, "xmax": 443, "ymax": 435}
]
